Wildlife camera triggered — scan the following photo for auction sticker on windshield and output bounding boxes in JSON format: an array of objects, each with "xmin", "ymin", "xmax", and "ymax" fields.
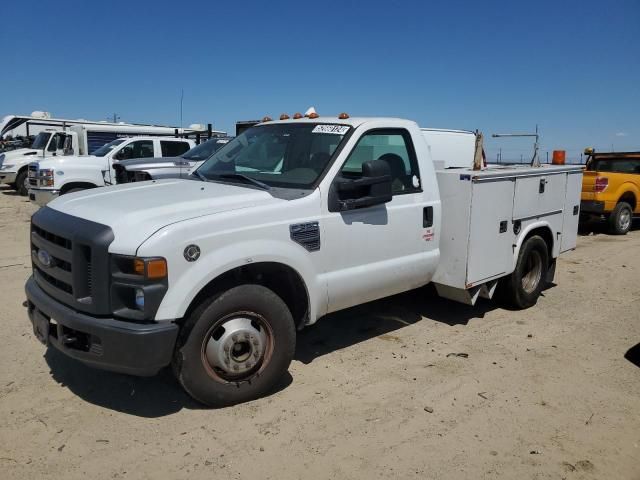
[{"xmin": 312, "ymin": 125, "xmax": 350, "ymax": 135}]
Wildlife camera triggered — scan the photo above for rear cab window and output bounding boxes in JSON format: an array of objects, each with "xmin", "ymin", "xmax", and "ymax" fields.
[{"xmin": 588, "ymin": 157, "xmax": 640, "ymax": 174}]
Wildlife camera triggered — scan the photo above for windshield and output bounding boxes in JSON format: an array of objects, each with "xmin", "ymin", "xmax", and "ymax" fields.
[
  {"xmin": 93, "ymin": 139, "xmax": 125, "ymax": 157},
  {"xmin": 183, "ymin": 137, "xmax": 231, "ymax": 161},
  {"xmin": 31, "ymin": 132, "xmax": 51, "ymax": 150},
  {"xmin": 197, "ymin": 123, "xmax": 350, "ymax": 189}
]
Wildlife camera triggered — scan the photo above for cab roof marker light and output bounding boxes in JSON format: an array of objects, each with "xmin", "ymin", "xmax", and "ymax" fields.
[
  {"xmin": 293, "ymin": 113, "xmax": 303, "ymax": 119},
  {"xmin": 308, "ymin": 112, "xmax": 319, "ymax": 119},
  {"xmin": 261, "ymin": 116, "xmax": 272, "ymax": 123},
  {"xmin": 338, "ymin": 112, "xmax": 350, "ymax": 119},
  {"xmin": 279, "ymin": 114, "xmax": 290, "ymax": 120}
]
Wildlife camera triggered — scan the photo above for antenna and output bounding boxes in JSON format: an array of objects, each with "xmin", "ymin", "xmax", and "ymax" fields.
[
  {"xmin": 180, "ymin": 89, "xmax": 184, "ymax": 132},
  {"xmin": 492, "ymin": 124, "xmax": 540, "ymax": 167}
]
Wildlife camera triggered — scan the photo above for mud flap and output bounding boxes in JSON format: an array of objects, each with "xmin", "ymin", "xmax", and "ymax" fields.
[{"xmin": 545, "ymin": 259, "xmax": 557, "ymax": 284}]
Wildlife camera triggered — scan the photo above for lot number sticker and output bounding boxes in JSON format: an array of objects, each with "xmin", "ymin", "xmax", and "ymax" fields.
[{"xmin": 312, "ymin": 125, "xmax": 350, "ymax": 135}]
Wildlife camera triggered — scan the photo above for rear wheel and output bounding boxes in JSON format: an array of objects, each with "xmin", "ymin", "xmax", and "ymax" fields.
[
  {"xmin": 608, "ymin": 202, "xmax": 632, "ymax": 235},
  {"xmin": 500, "ymin": 235, "xmax": 549, "ymax": 309},
  {"xmin": 15, "ymin": 170, "xmax": 29, "ymax": 196},
  {"xmin": 172, "ymin": 284, "xmax": 296, "ymax": 407}
]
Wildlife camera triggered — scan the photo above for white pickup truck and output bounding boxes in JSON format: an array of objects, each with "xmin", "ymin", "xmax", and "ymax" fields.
[
  {"xmin": 25, "ymin": 115, "xmax": 583, "ymax": 406},
  {"xmin": 0, "ymin": 130, "xmax": 71, "ymax": 195},
  {"xmin": 28, "ymin": 136, "xmax": 195, "ymax": 205}
]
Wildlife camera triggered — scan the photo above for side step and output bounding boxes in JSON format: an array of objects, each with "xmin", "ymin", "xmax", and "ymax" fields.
[{"xmin": 434, "ymin": 280, "xmax": 499, "ymax": 306}]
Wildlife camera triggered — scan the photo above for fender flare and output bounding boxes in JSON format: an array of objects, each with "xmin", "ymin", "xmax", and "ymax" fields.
[{"xmin": 511, "ymin": 221, "xmax": 555, "ymax": 271}]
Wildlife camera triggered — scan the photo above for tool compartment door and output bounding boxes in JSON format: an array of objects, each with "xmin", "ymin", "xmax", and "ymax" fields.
[
  {"xmin": 466, "ymin": 179, "xmax": 516, "ymax": 285},
  {"xmin": 513, "ymin": 173, "xmax": 567, "ymax": 220},
  {"xmin": 560, "ymin": 171, "xmax": 583, "ymax": 252}
]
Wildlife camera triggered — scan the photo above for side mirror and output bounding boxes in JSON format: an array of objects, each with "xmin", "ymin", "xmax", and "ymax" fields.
[{"xmin": 329, "ymin": 159, "xmax": 392, "ymax": 212}]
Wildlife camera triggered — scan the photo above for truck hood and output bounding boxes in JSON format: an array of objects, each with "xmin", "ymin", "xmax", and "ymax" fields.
[
  {"xmin": 0, "ymin": 148, "xmax": 40, "ymax": 165},
  {"xmin": 36, "ymin": 154, "xmax": 99, "ymax": 169},
  {"xmin": 47, "ymin": 179, "xmax": 282, "ymax": 251}
]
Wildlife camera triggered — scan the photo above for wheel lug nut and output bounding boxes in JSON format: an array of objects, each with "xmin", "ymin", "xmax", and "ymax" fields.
[
  {"xmin": 254, "ymin": 351, "xmax": 259, "ymax": 358},
  {"xmin": 244, "ymin": 333, "xmax": 250, "ymax": 340},
  {"xmin": 233, "ymin": 365, "xmax": 239, "ymax": 371},
  {"xmin": 232, "ymin": 334, "xmax": 238, "ymax": 342}
]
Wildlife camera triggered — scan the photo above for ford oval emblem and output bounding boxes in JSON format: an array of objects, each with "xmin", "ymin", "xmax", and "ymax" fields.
[
  {"xmin": 183, "ymin": 244, "xmax": 200, "ymax": 262},
  {"xmin": 37, "ymin": 249, "xmax": 53, "ymax": 268}
]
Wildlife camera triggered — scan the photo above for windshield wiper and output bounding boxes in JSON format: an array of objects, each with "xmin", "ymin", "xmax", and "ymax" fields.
[{"xmin": 215, "ymin": 173, "xmax": 270, "ymax": 190}]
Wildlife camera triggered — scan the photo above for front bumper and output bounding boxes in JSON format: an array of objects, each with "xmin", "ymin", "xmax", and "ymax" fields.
[
  {"xmin": 29, "ymin": 188, "xmax": 59, "ymax": 206},
  {"xmin": 0, "ymin": 170, "xmax": 17, "ymax": 184},
  {"xmin": 25, "ymin": 276, "xmax": 179, "ymax": 376}
]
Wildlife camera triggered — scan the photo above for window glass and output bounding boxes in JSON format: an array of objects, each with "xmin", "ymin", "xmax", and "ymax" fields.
[
  {"xmin": 182, "ymin": 137, "xmax": 231, "ymax": 161},
  {"xmin": 591, "ymin": 158, "xmax": 640, "ymax": 174},
  {"xmin": 197, "ymin": 123, "xmax": 349, "ymax": 189},
  {"xmin": 114, "ymin": 140, "xmax": 154, "ymax": 160},
  {"xmin": 341, "ymin": 130, "xmax": 420, "ymax": 194},
  {"xmin": 31, "ymin": 132, "xmax": 51, "ymax": 150},
  {"xmin": 93, "ymin": 139, "xmax": 125, "ymax": 157},
  {"xmin": 161, "ymin": 141, "xmax": 191, "ymax": 157}
]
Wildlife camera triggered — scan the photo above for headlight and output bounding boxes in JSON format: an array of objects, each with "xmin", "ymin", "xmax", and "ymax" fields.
[
  {"xmin": 39, "ymin": 168, "xmax": 55, "ymax": 187},
  {"xmin": 114, "ymin": 255, "xmax": 167, "ymax": 280},
  {"xmin": 111, "ymin": 255, "xmax": 168, "ymax": 320}
]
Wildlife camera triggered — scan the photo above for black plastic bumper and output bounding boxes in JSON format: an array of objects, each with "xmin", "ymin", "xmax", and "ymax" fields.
[
  {"xmin": 25, "ymin": 276, "xmax": 179, "ymax": 376},
  {"xmin": 580, "ymin": 200, "xmax": 605, "ymax": 214}
]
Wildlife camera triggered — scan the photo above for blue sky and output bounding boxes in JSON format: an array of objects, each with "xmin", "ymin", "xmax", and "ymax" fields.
[{"xmin": 1, "ymin": 0, "xmax": 638, "ymax": 162}]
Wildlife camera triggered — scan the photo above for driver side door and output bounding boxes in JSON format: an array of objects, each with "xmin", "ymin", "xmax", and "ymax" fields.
[{"xmin": 320, "ymin": 129, "xmax": 435, "ymax": 313}]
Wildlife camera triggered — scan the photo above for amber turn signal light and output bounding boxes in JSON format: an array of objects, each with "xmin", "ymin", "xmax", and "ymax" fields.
[
  {"xmin": 133, "ymin": 258, "xmax": 167, "ymax": 279},
  {"xmin": 146, "ymin": 259, "xmax": 168, "ymax": 279}
]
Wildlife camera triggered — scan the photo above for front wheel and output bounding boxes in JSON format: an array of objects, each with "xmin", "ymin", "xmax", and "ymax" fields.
[
  {"xmin": 500, "ymin": 235, "xmax": 549, "ymax": 309},
  {"xmin": 173, "ymin": 284, "xmax": 296, "ymax": 407},
  {"xmin": 15, "ymin": 169, "xmax": 29, "ymax": 196},
  {"xmin": 608, "ymin": 202, "xmax": 632, "ymax": 235}
]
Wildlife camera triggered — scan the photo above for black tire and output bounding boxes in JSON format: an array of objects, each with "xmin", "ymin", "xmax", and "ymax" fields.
[
  {"xmin": 173, "ymin": 284, "xmax": 295, "ymax": 407},
  {"xmin": 608, "ymin": 202, "xmax": 632, "ymax": 235},
  {"xmin": 15, "ymin": 169, "xmax": 29, "ymax": 196},
  {"xmin": 500, "ymin": 235, "xmax": 549, "ymax": 309}
]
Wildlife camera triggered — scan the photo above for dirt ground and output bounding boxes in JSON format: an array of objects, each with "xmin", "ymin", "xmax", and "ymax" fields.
[{"xmin": 0, "ymin": 185, "xmax": 639, "ymax": 480}]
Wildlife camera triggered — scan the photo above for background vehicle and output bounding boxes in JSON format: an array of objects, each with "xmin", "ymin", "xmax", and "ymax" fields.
[
  {"xmin": 28, "ymin": 136, "xmax": 195, "ymax": 205},
  {"xmin": 0, "ymin": 114, "xmax": 222, "ymax": 195},
  {"xmin": 580, "ymin": 149, "xmax": 640, "ymax": 234},
  {"xmin": 25, "ymin": 115, "xmax": 583, "ymax": 407},
  {"xmin": 114, "ymin": 136, "xmax": 233, "ymax": 183}
]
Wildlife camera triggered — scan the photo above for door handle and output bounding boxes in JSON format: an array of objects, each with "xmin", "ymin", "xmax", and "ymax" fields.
[{"xmin": 423, "ymin": 206, "xmax": 433, "ymax": 227}]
